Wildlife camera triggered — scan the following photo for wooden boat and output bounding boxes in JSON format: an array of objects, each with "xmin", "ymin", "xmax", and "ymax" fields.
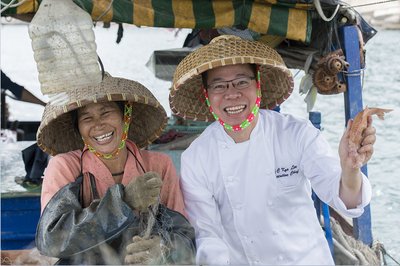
[{"xmin": 1, "ymin": 0, "xmax": 396, "ymax": 264}]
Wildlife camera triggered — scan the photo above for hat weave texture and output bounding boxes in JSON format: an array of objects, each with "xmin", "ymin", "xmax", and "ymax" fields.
[
  {"xmin": 37, "ymin": 74, "xmax": 167, "ymax": 155},
  {"xmin": 170, "ymin": 35, "xmax": 294, "ymax": 121}
]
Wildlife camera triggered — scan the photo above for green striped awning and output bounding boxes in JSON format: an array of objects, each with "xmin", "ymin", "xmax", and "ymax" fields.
[{"xmin": 2, "ymin": 0, "xmax": 312, "ymax": 43}]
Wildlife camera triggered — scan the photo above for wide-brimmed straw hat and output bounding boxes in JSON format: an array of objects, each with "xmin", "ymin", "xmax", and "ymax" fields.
[
  {"xmin": 37, "ymin": 74, "xmax": 167, "ymax": 155},
  {"xmin": 170, "ymin": 35, "xmax": 294, "ymax": 121}
]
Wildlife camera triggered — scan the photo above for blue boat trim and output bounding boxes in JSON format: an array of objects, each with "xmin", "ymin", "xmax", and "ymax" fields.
[
  {"xmin": 1, "ymin": 193, "xmax": 41, "ymax": 250},
  {"xmin": 341, "ymin": 25, "xmax": 373, "ymax": 246}
]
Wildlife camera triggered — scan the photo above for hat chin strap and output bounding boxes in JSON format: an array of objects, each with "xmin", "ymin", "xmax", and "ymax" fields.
[
  {"xmin": 85, "ymin": 103, "xmax": 133, "ymax": 160},
  {"xmin": 204, "ymin": 69, "xmax": 261, "ymax": 132}
]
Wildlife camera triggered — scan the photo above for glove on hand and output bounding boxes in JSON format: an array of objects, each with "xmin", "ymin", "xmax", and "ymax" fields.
[
  {"xmin": 124, "ymin": 235, "xmax": 164, "ymax": 265},
  {"xmin": 124, "ymin": 172, "xmax": 162, "ymax": 212}
]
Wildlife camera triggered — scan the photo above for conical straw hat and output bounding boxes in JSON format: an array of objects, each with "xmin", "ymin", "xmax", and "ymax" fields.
[
  {"xmin": 37, "ymin": 74, "xmax": 167, "ymax": 155},
  {"xmin": 170, "ymin": 35, "xmax": 294, "ymax": 121}
]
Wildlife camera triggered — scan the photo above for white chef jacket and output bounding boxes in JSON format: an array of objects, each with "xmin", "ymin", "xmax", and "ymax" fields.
[{"xmin": 180, "ymin": 109, "xmax": 372, "ymax": 265}]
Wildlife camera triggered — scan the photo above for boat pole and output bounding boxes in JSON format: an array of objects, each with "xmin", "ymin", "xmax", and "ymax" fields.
[
  {"xmin": 340, "ymin": 25, "xmax": 372, "ymax": 246},
  {"xmin": 1, "ymin": 90, "xmax": 6, "ymax": 129},
  {"xmin": 309, "ymin": 111, "xmax": 334, "ymax": 256}
]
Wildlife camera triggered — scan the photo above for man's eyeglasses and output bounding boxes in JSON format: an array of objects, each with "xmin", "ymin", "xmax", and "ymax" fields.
[{"xmin": 207, "ymin": 76, "xmax": 256, "ymax": 94}]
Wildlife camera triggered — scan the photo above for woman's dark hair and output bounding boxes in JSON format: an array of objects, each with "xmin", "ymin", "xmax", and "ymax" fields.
[
  {"xmin": 71, "ymin": 101, "xmax": 125, "ymax": 135},
  {"xmin": 201, "ymin": 64, "xmax": 257, "ymax": 88}
]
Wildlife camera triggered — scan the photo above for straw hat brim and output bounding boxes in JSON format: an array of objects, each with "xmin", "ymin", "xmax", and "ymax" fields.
[
  {"xmin": 37, "ymin": 74, "xmax": 167, "ymax": 155},
  {"xmin": 169, "ymin": 35, "xmax": 294, "ymax": 122}
]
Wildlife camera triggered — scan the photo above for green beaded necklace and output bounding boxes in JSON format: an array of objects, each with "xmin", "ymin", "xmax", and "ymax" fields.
[
  {"xmin": 204, "ymin": 69, "xmax": 262, "ymax": 132},
  {"xmin": 85, "ymin": 102, "xmax": 133, "ymax": 160}
]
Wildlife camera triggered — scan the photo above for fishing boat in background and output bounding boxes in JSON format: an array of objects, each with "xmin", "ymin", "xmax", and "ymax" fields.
[{"xmin": 1, "ymin": 0, "xmax": 399, "ymax": 264}]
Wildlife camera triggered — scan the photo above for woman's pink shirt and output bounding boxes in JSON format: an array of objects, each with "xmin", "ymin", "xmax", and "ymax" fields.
[{"xmin": 41, "ymin": 140, "xmax": 187, "ymax": 217}]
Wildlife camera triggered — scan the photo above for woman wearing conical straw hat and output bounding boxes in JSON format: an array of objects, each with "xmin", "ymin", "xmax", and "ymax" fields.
[
  {"xmin": 170, "ymin": 35, "xmax": 376, "ymax": 264},
  {"xmin": 35, "ymin": 74, "xmax": 195, "ymax": 264}
]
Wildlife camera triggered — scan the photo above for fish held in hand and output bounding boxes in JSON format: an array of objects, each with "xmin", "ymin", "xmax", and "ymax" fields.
[
  {"xmin": 348, "ymin": 107, "xmax": 393, "ymax": 167},
  {"xmin": 349, "ymin": 107, "xmax": 392, "ymax": 146}
]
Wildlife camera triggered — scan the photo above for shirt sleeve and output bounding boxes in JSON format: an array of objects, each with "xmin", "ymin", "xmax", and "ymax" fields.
[
  {"xmin": 40, "ymin": 153, "xmax": 80, "ymax": 213},
  {"xmin": 180, "ymin": 150, "xmax": 231, "ymax": 265},
  {"xmin": 331, "ymin": 173, "xmax": 372, "ymax": 217}
]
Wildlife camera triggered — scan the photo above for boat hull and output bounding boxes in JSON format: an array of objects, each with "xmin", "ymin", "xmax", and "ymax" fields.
[{"xmin": 1, "ymin": 192, "xmax": 41, "ymax": 250}]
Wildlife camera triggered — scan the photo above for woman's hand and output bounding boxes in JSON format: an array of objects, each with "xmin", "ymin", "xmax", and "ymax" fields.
[
  {"xmin": 124, "ymin": 235, "xmax": 164, "ymax": 265},
  {"xmin": 124, "ymin": 172, "xmax": 162, "ymax": 212}
]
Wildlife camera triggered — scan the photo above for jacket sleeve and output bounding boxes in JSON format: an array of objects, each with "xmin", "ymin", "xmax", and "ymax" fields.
[
  {"xmin": 180, "ymin": 151, "xmax": 231, "ymax": 264},
  {"xmin": 300, "ymin": 123, "xmax": 372, "ymax": 218},
  {"xmin": 35, "ymin": 176, "xmax": 136, "ymax": 258}
]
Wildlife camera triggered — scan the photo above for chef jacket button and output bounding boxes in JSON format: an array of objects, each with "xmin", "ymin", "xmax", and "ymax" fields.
[
  {"xmin": 278, "ymin": 255, "xmax": 284, "ymax": 261},
  {"xmin": 267, "ymin": 201, "xmax": 273, "ymax": 206}
]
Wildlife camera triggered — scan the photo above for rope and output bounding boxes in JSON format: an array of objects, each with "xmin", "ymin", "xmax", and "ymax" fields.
[
  {"xmin": 314, "ymin": 0, "xmax": 341, "ymax": 22},
  {"xmin": 142, "ymin": 198, "xmax": 160, "ymax": 239},
  {"xmin": 94, "ymin": 0, "xmax": 114, "ymax": 22},
  {"xmin": 380, "ymin": 244, "xmax": 400, "ymax": 265},
  {"xmin": 345, "ymin": 0, "xmax": 399, "ymax": 9},
  {"xmin": 330, "ymin": 217, "xmax": 381, "ymax": 265},
  {"xmin": 141, "ymin": 198, "xmax": 169, "ymax": 263},
  {"xmin": 343, "ymin": 68, "xmax": 365, "ymax": 77},
  {"xmin": 0, "ymin": 0, "xmax": 15, "ymax": 7},
  {"xmin": 0, "ymin": 0, "xmax": 28, "ymax": 13}
]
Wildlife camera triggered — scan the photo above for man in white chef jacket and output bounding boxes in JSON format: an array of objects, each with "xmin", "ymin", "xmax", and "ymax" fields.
[{"xmin": 169, "ymin": 35, "xmax": 375, "ymax": 265}]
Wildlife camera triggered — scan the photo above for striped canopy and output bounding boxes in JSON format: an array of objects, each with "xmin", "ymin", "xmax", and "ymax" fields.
[{"xmin": 3, "ymin": 0, "xmax": 312, "ymax": 43}]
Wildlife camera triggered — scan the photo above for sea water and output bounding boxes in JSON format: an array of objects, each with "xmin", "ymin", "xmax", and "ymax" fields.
[
  {"xmin": 281, "ymin": 29, "xmax": 400, "ymax": 263},
  {"xmin": 1, "ymin": 22, "xmax": 399, "ymax": 262}
]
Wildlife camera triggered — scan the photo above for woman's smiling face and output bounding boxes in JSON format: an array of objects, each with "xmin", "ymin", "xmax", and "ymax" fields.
[{"xmin": 78, "ymin": 102, "xmax": 124, "ymax": 155}]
